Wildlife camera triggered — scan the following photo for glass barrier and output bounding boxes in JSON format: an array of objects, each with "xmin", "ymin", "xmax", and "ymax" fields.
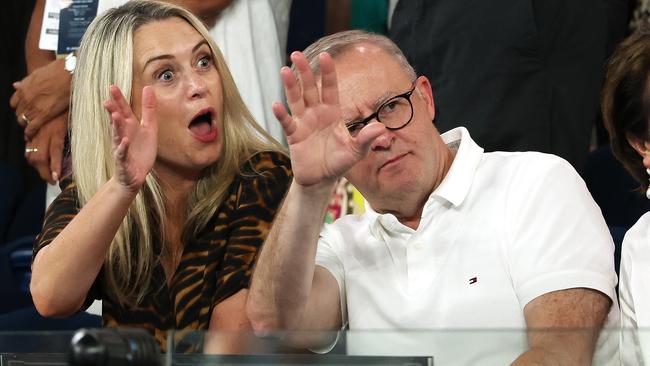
[
  {"xmin": 170, "ymin": 328, "xmax": 619, "ymax": 366},
  {"xmin": 1, "ymin": 328, "xmax": 648, "ymax": 365},
  {"xmin": 0, "ymin": 331, "xmax": 73, "ymax": 366},
  {"xmin": 0, "ymin": 331, "xmax": 74, "ymax": 353}
]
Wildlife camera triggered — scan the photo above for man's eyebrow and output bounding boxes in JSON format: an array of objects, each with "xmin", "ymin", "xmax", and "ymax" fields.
[
  {"xmin": 372, "ymin": 90, "xmax": 396, "ymax": 110},
  {"xmin": 142, "ymin": 40, "xmax": 210, "ymax": 71},
  {"xmin": 343, "ymin": 90, "xmax": 399, "ymax": 124}
]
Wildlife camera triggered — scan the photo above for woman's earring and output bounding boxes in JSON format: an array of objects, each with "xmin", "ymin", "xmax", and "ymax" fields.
[{"xmin": 646, "ymin": 168, "xmax": 650, "ymax": 199}]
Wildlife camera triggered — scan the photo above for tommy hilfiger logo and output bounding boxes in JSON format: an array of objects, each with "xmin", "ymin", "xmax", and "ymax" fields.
[{"xmin": 469, "ymin": 277, "xmax": 478, "ymax": 284}]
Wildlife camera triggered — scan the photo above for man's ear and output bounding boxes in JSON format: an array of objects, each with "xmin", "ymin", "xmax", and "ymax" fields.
[{"xmin": 415, "ymin": 76, "xmax": 435, "ymax": 121}]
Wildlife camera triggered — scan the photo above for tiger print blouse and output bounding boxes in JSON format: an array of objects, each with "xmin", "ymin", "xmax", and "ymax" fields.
[{"xmin": 33, "ymin": 151, "xmax": 291, "ymax": 350}]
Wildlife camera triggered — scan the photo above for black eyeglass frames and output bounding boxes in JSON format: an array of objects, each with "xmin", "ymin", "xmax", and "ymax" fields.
[{"xmin": 345, "ymin": 83, "xmax": 417, "ymax": 137}]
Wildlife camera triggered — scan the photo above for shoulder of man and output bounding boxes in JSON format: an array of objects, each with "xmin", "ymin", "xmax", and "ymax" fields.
[{"xmin": 483, "ymin": 150, "xmax": 578, "ymax": 179}]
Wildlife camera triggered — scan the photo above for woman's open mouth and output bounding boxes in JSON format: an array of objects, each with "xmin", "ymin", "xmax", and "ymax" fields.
[{"xmin": 188, "ymin": 108, "xmax": 218, "ymax": 143}]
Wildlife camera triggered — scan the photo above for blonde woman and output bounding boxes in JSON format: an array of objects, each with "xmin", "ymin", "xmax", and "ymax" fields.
[{"xmin": 29, "ymin": 0, "xmax": 291, "ymax": 349}]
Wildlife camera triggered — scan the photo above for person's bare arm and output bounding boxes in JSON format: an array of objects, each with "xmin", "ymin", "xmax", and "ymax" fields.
[
  {"xmin": 24, "ymin": 112, "xmax": 67, "ymax": 184},
  {"xmin": 247, "ymin": 51, "xmax": 384, "ymax": 347},
  {"xmin": 31, "ymin": 86, "xmax": 158, "ymax": 317},
  {"xmin": 10, "ymin": 0, "xmax": 70, "ymax": 184},
  {"xmin": 11, "ymin": 0, "xmax": 72, "ymax": 135},
  {"xmin": 25, "ymin": 0, "xmax": 55, "ymax": 72},
  {"xmin": 210, "ymin": 289, "xmax": 251, "ymax": 331},
  {"xmin": 32, "ymin": 177, "xmax": 139, "ymax": 316},
  {"xmin": 247, "ymin": 181, "xmax": 343, "ymax": 335},
  {"xmin": 12, "ymin": 60, "xmax": 72, "ymax": 138},
  {"xmin": 512, "ymin": 288, "xmax": 611, "ymax": 366},
  {"xmin": 204, "ymin": 289, "xmax": 252, "ymax": 354}
]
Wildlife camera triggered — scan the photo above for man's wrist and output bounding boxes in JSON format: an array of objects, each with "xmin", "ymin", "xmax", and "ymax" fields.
[{"xmin": 291, "ymin": 179, "xmax": 338, "ymax": 205}]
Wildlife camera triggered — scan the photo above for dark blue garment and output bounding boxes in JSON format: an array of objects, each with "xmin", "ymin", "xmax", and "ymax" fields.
[{"xmin": 389, "ymin": 0, "xmax": 628, "ymax": 172}]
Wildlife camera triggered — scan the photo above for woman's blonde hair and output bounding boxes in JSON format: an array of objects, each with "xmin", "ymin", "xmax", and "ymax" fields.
[{"xmin": 70, "ymin": 0, "xmax": 284, "ymax": 307}]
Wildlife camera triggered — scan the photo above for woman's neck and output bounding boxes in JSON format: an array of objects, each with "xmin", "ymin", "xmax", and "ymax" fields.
[
  {"xmin": 155, "ymin": 169, "xmax": 196, "ymax": 287},
  {"xmin": 154, "ymin": 164, "xmax": 197, "ymax": 214}
]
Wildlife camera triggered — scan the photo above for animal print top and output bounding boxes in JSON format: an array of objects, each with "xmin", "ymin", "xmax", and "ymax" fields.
[{"xmin": 33, "ymin": 151, "xmax": 291, "ymax": 351}]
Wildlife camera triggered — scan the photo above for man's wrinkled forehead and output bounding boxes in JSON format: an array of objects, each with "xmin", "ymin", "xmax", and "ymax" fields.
[
  {"xmin": 339, "ymin": 89, "xmax": 402, "ymax": 123},
  {"xmin": 330, "ymin": 45, "xmax": 413, "ymax": 122}
]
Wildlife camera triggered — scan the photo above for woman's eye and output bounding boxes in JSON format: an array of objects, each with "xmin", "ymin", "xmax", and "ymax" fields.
[
  {"xmin": 197, "ymin": 56, "xmax": 211, "ymax": 68},
  {"xmin": 157, "ymin": 70, "xmax": 174, "ymax": 82}
]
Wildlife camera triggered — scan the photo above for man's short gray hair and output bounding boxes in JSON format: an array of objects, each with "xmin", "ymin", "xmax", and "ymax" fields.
[{"xmin": 301, "ymin": 30, "xmax": 417, "ymax": 81}]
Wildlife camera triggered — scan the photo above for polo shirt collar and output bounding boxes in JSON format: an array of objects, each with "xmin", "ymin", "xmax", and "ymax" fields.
[
  {"xmin": 366, "ymin": 126, "xmax": 483, "ymax": 233},
  {"xmin": 431, "ymin": 126, "xmax": 484, "ymax": 207}
]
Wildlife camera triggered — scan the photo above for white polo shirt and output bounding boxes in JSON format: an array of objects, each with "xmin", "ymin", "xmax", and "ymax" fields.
[
  {"xmin": 619, "ymin": 212, "xmax": 650, "ymax": 364},
  {"xmin": 315, "ymin": 127, "xmax": 619, "ymax": 365}
]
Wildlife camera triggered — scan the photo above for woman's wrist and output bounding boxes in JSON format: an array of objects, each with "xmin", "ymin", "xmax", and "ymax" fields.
[{"xmin": 107, "ymin": 176, "xmax": 141, "ymax": 201}]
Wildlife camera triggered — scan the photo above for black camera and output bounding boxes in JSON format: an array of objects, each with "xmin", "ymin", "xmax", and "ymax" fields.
[{"xmin": 68, "ymin": 328, "xmax": 161, "ymax": 366}]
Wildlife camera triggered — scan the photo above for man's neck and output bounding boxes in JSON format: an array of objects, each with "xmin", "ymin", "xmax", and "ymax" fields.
[{"xmin": 392, "ymin": 144, "xmax": 457, "ymax": 230}]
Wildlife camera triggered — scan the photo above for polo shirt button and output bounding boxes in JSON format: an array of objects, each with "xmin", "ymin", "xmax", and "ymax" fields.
[{"xmin": 413, "ymin": 242, "xmax": 423, "ymax": 250}]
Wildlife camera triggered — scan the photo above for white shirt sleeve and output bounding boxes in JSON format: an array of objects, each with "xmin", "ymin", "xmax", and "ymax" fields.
[
  {"xmin": 620, "ymin": 223, "xmax": 639, "ymax": 330},
  {"xmin": 619, "ymin": 213, "xmax": 650, "ymax": 365},
  {"xmin": 504, "ymin": 154, "xmax": 618, "ymax": 309}
]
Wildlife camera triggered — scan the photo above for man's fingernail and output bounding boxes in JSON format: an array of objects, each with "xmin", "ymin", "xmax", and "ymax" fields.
[{"xmin": 52, "ymin": 171, "xmax": 59, "ymax": 181}]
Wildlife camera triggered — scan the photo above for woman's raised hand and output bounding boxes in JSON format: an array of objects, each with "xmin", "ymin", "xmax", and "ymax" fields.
[
  {"xmin": 103, "ymin": 85, "xmax": 158, "ymax": 193},
  {"xmin": 272, "ymin": 52, "xmax": 384, "ymax": 187}
]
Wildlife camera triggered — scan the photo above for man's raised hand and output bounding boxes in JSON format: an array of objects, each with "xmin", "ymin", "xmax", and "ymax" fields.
[{"xmin": 272, "ymin": 51, "xmax": 384, "ymax": 187}]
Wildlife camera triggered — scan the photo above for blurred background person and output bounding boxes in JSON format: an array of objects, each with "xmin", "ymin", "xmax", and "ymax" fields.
[
  {"xmin": 0, "ymin": 0, "xmax": 43, "ymax": 317},
  {"xmin": 601, "ymin": 27, "xmax": 650, "ymax": 364},
  {"xmin": 208, "ymin": 0, "xmax": 292, "ymax": 143},
  {"xmin": 388, "ymin": 0, "xmax": 629, "ymax": 173}
]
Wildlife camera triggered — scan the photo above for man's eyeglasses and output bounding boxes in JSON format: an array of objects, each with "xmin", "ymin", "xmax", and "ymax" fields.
[{"xmin": 345, "ymin": 84, "xmax": 416, "ymax": 137}]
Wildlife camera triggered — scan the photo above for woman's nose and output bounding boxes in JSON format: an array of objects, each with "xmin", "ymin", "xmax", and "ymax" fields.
[{"xmin": 187, "ymin": 73, "xmax": 208, "ymax": 99}]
